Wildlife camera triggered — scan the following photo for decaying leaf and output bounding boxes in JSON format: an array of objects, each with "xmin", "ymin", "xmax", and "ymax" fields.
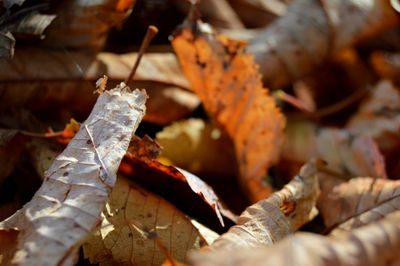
[
  {"xmin": 172, "ymin": 6, "xmax": 286, "ymax": 202},
  {"xmin": 83, "ymin": 175, "xmax": 216, "ymax": 266},
  {"xmin": 247, "ymin": 0, "xmax": 399, "ymax": 89},
  {"xmin": 207, "ymin": 160, "xmax": 319, "ymax": 251},
  {"xmin": 321, "ymin": 177, "xmax": 400, "ymax": 235},
  {"xmin": 156, "ymin": 118, "xmax": 237, "ymax": 177},
  {"xmin": 189, "ymin": 210, "xmax": 400, "ymax": 266},
  {"xmin": 0, "ymin": 81, "xmax": 146, "ymax": 265},
  {"xmin": 0, "ymin": 47, "xmax": 196, "ymax": 124}
]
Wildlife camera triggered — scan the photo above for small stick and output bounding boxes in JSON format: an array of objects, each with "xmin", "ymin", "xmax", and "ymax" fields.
[{"xmin": 125, "ymin": 25, "xmax": 159, "ymax": 85}]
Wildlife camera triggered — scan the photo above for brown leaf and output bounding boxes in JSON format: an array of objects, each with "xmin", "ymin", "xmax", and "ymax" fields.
[
  {"xmin": 83, "ymin": 175, "xmax": 215, "ymax": 265},
  {"xmin": 0, "ymin": 81, "xmax": 146, "ymax": 265},
  {"xmin": 321, "ymin": 177, "xmax": 400, "ymax": 235},
  {"xmin": 207, "ymin": 160, "xmax": 319, "ymax": 251},
  {"xmin": 0, "ymin": 47, "xmax": 196, "ymax": 124},
  {"xmin": 189, "ymin": 210, "xmax": 400, "ymax": 266},
  {"xmin": 171, "ymin": 7, "xmax": 286, "ymax": 202},
  {"xmin": 42, "ymin": 0, "xmax": 136, "ymax": 50},
  {"xmin": 129, "ymin": 135, "xmax": 163, "ymax": 161},
  {"xmin": 247, "ymin": 0, "xmax": 399, "ymax": 89}
]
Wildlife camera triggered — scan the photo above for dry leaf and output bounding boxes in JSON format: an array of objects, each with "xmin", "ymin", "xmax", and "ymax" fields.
[
  {"xmin": 121, "ymin": 147, "xmax": 237, "ymax": 228},
  {"xmin": 0, "ymin": 3, "xmax": 56, "ymax": 58},
  {"xmin": 0, "ymin": 47, "xmax": 196, "ymax": 124},
  {"xmin": 207, "ymin": 160, "xmax": 319, "ymax": 251},
  {"xmin": 282, "ymin": 119, "xmax": 387, "ymax": 179},
  {"xmin": 321, "ymin": 177, "xmax": 400, "ymax": 235},
  {"xmin": 316, "ymin": 128, "xmax": 387, "ymax": 179},
  {"xmin": 83, "ymin": 175, "xmax": 215, "ymax": 266},
  {"xmin": 189, "ymin": 210, "xmax": 400, "ymax": 266},
  {"xmin": 247, "ymin": 0, "xmax": 399, "ymax": 88},
  {"xmin": 172, "ymin": 6, "xmax": 286, "ymax": 202},
  {"xmin": 0, "ymin": 81, "xmax": 146, "ymax": 265},
  {"xmin": 347, "ymin": 80, "xmax": 400, "ymax": 153},
  {"xmin": 156, "ymin": 118, "xmax": 237, "ymax": 177},
  {"xmin": 42, "ymin": 0, "xmax": 135, "ymax": 50}
]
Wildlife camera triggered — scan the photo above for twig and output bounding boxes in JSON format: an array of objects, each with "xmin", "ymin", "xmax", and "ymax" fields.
[{"xmin": 125, "ymin": 25, "xmax": 159, "ymax": 85}]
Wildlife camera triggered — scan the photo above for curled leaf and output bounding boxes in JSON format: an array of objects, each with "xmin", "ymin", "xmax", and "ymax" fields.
[
  {"xmin": 208, "ymin": 160, "xmax": 319, "ymax": 251},
  {"xmin": 282, "ymin": 119, "xmax": 387, "ymax": 179},
  {"xmin": 0, "ymin": 81, "xmax": 146, "ymax": 265},
  {"xmin": 347, "ymin": 80, "xmax": 400, "ymax": 153},
  {"xmin": 189, "ymin": 210, "xmax": 400, "ymax": 266},
  {"xmin": 121, "ymin": 145, "xmax": 237, "ymax": 227}
]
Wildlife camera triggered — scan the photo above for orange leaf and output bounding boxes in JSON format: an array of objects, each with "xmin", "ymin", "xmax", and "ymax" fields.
[{"xmin": 171, "ymin": 6, "xmax": 286, "ymax": 202}]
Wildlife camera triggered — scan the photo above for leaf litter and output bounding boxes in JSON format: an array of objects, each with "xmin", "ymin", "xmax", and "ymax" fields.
[{"xmin": 2, "ymin": 0, "xmax": 400, "ymax": 265}]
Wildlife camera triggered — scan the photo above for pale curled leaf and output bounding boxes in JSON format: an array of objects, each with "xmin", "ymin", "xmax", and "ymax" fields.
[
  {"xmin": 321, "ymin": 177, "xmax": 400, "ymax": 235},
  {"xmin": 83, "ymin": 175, "xmax": 216, "ymax": 265},
  {"xmin": 248, "ymin": 0, "xmax": 399, "ymax": 88},
  {"xmin": 172, "ymin": 9, "xmax": 285, "ymax": 202},
  {"xmin": 347, "ymin": 80, "xmax": 400, "ymax": 153},
  {"xmin": 316, "ymin": 128, "xmax": 387, "ymax": 179},
  {"xmin": 208, "ymin": 160, "xmax": 319, "ymax": 251},
  {"xmin": 0, "ymin": 82, "xmax": 146, "ymax": 265},
  {"xmin": 282, "ymin": 119, "xmax": 387, "ymax": 179},
  {"xmin": 189, "ymin": 210, "xmax": 400, "ymax": 266}
]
